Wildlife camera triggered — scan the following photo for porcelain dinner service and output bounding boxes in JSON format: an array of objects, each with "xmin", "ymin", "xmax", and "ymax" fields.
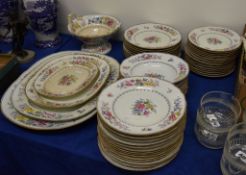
[
  {"xmin": 185, "ymin": 26, "xmax": 242, "ymax": 77},
  {"xmin": 120, "ymin": 52, "xmax": 189, "ymax": 94},
  {"xmin": 97, "ymin": 77, "xmax": 187, "ymax": 170},
  {"xmin": 123, "ymin": 23, "xmax": 182, "ymax": 57},
  {"xmin": 1, "ymin": 51, "xmax": 120, "ymax": 130},
  {"xmin": 2, "ymin": 12, "xmax": 242, "ymax": 172}
]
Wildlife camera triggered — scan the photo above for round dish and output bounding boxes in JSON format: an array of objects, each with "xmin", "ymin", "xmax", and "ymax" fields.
[
  {"xmin": 188, "ymin": 26, "xmax": 242, "ymax": 52},
  {"xmin": 120, "ymin": 52, "xmax": 189, "ymax": 83},
  {"xmin": 124, "ymin": 23, "xmax": 181, "ymax": 49},
  {"xmin": 97, "ymin": 77, "xmax": 186, "ymax": 135}
]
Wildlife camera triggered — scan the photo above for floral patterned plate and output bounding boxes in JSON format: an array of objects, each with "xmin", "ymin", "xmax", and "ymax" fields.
[
  {"xmin": 124, "ymin": 23, "xmax": 181, "ymax": 49},
  {"xmin": 188, "ymin": 26, "xmax": 242, "ymax": 52},
  {"xmin": 34, "ymin": 62, "xmax": 98, "ymax": 98},
  {"xmin": 1, "ymin": 79, "xmax": 97, "ymax": 130},
  {"xmin": 120, "ymin": 53, "xmax": 189, "ymax": 83},
  {"xmin": 12, "ymin": 52, "xmax": 120, "ymax": 122},
  {"xmin": 26, "ymin": 54, "xmax": 110, "ymax": 108},
  {"xmin": 97, "ymin": 77, "xmax": 186, "ymax": 135}
]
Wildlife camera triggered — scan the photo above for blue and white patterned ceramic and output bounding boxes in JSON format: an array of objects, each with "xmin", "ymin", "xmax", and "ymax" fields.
[
  {"xmin": 23, "ymin": 0, "xmax": 61, "ymax": 48},
  {"xmin": 0, "ymin": 0, "xmax": 17, "ymax": 43}
]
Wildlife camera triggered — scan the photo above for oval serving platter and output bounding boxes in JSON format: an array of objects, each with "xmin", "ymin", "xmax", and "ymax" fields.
[
  {"xmin": 26, "ymin": 54, "xmax": 110, "ymax": 108},
  {"xmin": 34, "ymin": 62, "xmax": 98, "ymax": 98}
]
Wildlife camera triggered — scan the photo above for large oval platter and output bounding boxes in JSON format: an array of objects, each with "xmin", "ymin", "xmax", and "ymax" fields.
[
  {"xmin": 12, "ymin": 52, "xmax": 119, "ymax": 121},
  {"xmin": 26, "ymin": 54, "xmax": 110, "ymax": 108}
]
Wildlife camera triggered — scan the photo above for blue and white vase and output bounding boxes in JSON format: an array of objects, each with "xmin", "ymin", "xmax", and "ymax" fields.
[
  {"xmin": 23, "ymin": 0, "xmax": 61, "ymax": 48},
  {"xmin": 0, "ymin": 0, "xmax": 17, "ymax": 43}
]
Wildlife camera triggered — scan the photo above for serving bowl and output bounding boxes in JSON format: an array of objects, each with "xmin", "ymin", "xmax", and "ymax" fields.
[{"xmin": 68, "ymin": 14, "xmax": 121, "ymax": 54}]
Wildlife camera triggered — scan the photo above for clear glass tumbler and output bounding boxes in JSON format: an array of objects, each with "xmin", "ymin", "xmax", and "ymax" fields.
[
  {"xmin": 221, "ymin": 122, "xmax": 246, "ymax": 175},
  {"xmin": 195, "ymin": 91, "xmax": 241, "ymax": 149}
]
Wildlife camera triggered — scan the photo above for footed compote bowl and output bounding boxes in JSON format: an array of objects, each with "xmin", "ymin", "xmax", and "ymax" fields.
[{"xmin": 68, "ymin": 14, "xmax": 121, "ymax": 54}]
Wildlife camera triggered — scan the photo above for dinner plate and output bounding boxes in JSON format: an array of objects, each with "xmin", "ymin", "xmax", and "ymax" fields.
[
  {"xmin": 97, "ymin": 113, "xmax": 187, "ymax": 141},
  {"xmin": 188, "ymin": 26, "xmax": 242, "ymax": 52},
  {"xmin": 186, "ymin": 40, "xmax": 241, "ymax": 55},
  {"xmin": 12, "ymin": 53, "xmax": 120, "ymax": 121},
  {"xmin": 124, "ymin": 23, "xmax": 181, "ymax": 49},
  {"xmin": 98, "ymin": 134, "xmax": 183, "ymax": 171},
  {"xmin": 123, "ymin": 44, "xmax": 180, "ymax": 57},
  {"xmin": 120, "ymin": 53, "xmax": 189, "ymax": 83},
  {"xmin": 26, "ymin": 54, "xmax": 110, "ymax": 108},
  {"xmin": 97, "ymin": 121, "xmax": 185, "ymax": 147},
  {"xmin": 123, "ymin": 40, "xmax": 181, "ymax": 52},
  {"xmin": 97, "ymin": 77, "xmax": 186, "ymax": 135},
  {"xmin": 184, "ymin": 47, "xmax": 237, "ymax": 65},
  {"xmin": 34, "ymin": 62, "xmax": 98, "ymax": 98}
]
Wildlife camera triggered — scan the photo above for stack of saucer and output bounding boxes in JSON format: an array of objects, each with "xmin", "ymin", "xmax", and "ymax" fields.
[
  {"xmin": 123, "ymin": 23, "xmax": 182, "ymax": 57},
  {"xmin": 97, "ymin": 77, "xmax": 187, "ymax": 171},
  {"xmin": 120, "ymin": 53, "xmax": 189, "ymax": 94},
  {"xmin": 185, "ymin": 26, "xmax": 242, "ymax": 77},
  {"xmin": 1, "ymin": 51, "xmax": 120, "ymax": 130}
]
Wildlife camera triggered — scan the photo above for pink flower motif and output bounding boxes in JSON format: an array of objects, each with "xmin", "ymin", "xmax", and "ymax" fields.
[
  {"xmin": 169, "ymin": 113, "xmax": 176, "ymax": 121},
  {"xmin": 107, "ymin": 20, "xmax": 114, "ymax": 27},
  {"xmin": 104, "ymin": 111, "xmax": 113, "ymax": 119},
  {"xmin": 136, "ymin": 103, "xmax": 145, "ymax": 110},
  {"xmin": 144, "ymin": 111, "xmax": 149, "ymax": 116},
  {"xmin": 107, "ymin": 93, "xmax": 113, "ymax": 97},
  {"xmin": 126, "ymin": 80, "xmax": 133, "ymax": 86}
]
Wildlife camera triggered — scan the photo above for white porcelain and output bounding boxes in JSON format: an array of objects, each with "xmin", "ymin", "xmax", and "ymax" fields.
[
  {"xmin": 12, "ymin": 52, "xmax": 120, "ymax": 121},
  {"xmin": 1, "ymin": 73, "xmax": 97, "ymax": 130},
  {"xmin": 120, "ymin": 53, "xmax": 189, "ymax": 83},
  {"xmin": 124, "ymin": 23, "xmax": 181, "ymax": 49},
  {"xmin": 97, "ymin": 77, "xmax": 186, "ymax": 135},
  {"xmin": 1, "ymin": 51, "xmax": 120, "ymax": 129},
  {"xmin": 12, "ymin": 75, "xmax": 96, "ymax": 122},
  {"xmin": 34, "ymin": 61, "xmax": 98, "ymax": 98},
  {"xmin": 68, "ymin": 14, "xmax": 121, "ymax": 54},
  {"xmin": 188, "ymin": 26, "xmax": 242, "ymax": 51},
  {"xmin": 26, "ymin": 54, "xmax": 110, "ymax": 108}
]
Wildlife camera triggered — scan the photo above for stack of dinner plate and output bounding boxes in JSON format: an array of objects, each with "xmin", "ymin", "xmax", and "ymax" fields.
[
  {"xmin": 120, "ymin": 53, "xmax": 189, "ymax": 94},
  {"xmin": 123, "ymin": 23, "xmax": 182, "ymax": 57},
  {"xmin": 97, "ymin": 77, "xmax": 187, "ymax": 171},
  {"xmin": 1, "ymin": 51, "xmax": 120, "ymax": 130},
  {"xmin": 185, "ymin": 26, "xmax": 242, "ymax": 77}
]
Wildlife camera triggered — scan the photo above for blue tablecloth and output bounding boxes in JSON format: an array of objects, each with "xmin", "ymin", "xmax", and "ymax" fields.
[{"xmin": 0, "ymin": 32, "xmax": 236, "ymax": 175}]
